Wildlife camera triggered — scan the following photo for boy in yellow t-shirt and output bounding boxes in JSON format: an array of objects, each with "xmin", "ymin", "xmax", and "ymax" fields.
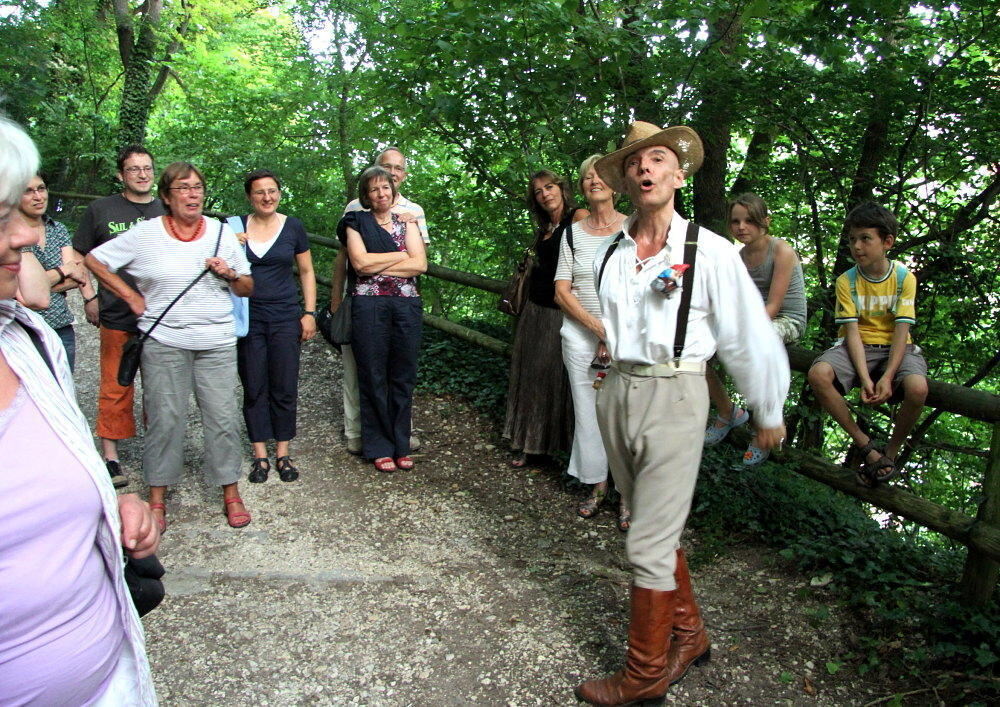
[{"xmin": 808, "ymin": 202, "xmax": 928, "ymax": 486}]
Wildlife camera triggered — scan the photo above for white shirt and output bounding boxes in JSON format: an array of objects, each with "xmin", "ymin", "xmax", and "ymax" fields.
[
  {"xmin": 91, "ymin": 216, "xmax": 251, "ymax": 350},
  {"xmin": 554, "ymin": 222, "xmax": 610, "ymax": 318},
  {"xmin": 343, "ymin": 193, "xmax": 430, "ymax": 244},
  {"xmin": 0, "ymin": 301, "xmax": 157, "ymax": 705},
  {"xmin": 594, "ymin": 211, "xmax": 790, "ymax": 428}
]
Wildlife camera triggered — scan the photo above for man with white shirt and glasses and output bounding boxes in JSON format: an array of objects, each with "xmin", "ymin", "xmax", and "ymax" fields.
[
  {"xmin": 574, "ymin": 122, "xmax": 790, "ymax": 706},
  {"xmin": 331, "ymin": 146, "xmax": 429, "ymax": 454}
]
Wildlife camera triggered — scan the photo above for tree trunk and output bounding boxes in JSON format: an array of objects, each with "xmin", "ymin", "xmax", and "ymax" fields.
[{"xmin": 113, "ymin": 0, "xmax": 164, "ymax": 150}]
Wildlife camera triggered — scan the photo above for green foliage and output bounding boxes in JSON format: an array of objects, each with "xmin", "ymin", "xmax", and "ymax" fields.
[
  {"xmin": 415, "ymin": 321, "xmax": 511, "ymax": 419},
  {"xmin": 692, "ymin": 446, "xmax": 1000, "ymax": 696}
]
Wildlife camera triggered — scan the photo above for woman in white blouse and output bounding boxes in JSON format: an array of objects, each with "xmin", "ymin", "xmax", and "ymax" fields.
[{"xmin": 554, "ymin": 154, "xmax": 629, "ymax": 529}]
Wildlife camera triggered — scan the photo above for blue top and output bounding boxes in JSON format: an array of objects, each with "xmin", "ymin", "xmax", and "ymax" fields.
[{"xmin": 239, "ymin": 215, "xmax": 310, "ymax": 322}]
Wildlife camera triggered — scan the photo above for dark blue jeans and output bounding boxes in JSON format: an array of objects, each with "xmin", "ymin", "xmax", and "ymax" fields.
[
  {"xmin": 350, "ymin": 296, "xmax": 422, "ymax": 459},
  {"xmin": 55, "ymin": 325, "xmax": 75, "ymax": 372},
  {"xmin": 237, "ymin": 317, "xmax": 301, "ymax": 443}
]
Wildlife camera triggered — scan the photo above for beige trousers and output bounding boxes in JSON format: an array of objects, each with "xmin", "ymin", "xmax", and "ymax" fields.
[{"xmin": 596, "ymin": 368, "xmax": 709, "ymax": 591}]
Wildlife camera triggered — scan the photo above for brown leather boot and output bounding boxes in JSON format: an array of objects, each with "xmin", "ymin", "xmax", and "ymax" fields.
[
  {"xmin": 574, "ymin": 585, "xmax": 676, "ymax": 706},
  {"xmin": 665, "ymin": 548, "xmax": 711, "ymax": 685}
]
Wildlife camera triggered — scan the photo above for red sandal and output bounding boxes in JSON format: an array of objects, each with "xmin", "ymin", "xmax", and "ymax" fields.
[
  {"xmin": 149, "ymin": 502, "xmax": 167, "ymax": 534},
  {"xmin": 223, "ymin": 496, "xmax": 251, "ymax": 528},
  {"xmin": 373, "ymin": 457, "xmax": 397, "ymax": 473},
  {"xmin": 395, "ymin": 456, "xmax": 414, "ymax": 470}
]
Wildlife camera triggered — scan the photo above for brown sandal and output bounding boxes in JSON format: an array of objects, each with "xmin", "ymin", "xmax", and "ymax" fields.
[
  {"xmin": 855, "ymin": 440, "xmax": 897, "ymax": 486},
  {"xmin": 577, "ymin": 488, "xmax": 607, "ymax": 519}
]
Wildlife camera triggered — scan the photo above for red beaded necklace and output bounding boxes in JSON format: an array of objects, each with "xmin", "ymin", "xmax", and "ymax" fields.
[{"xmin": 166, "ymin": 215, "xmax": 205, "ymax": 242}]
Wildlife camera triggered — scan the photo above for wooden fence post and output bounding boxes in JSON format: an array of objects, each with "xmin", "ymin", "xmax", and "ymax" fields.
[{"xmin": 959, "ymin": 422, "xmax": 1000, "ymax": 606}]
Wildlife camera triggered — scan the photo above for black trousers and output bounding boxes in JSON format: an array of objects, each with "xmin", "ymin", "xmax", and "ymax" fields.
[
  {"xmin": 350, "ymin": 296, "xmax": 422, "ymax": 459},
  {"xmin": 237, "ymin": 316, "xmax": 301, "ymax": 443}
]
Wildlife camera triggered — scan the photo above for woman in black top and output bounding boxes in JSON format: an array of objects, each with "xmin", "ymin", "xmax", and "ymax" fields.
[
  {"xmin": 235, "ymin": 170, "xmax": 317, "ymax": 483},
  {"xmin": 503, "ymin": 169, "xmax": 588, "ymax": 467}
]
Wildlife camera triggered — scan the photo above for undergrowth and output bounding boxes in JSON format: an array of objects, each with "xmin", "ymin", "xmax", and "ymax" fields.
[
  {"xmin": 415, "ymin": 323, "xmax": 999, "ymax": 701},
  {"xmin": 694, "ymin": 445, "xmax": 999, "ymax": 702}
]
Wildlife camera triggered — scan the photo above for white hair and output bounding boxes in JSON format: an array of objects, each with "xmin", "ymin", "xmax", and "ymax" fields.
[{"xmin": 0, "ymin": 118, "xmax": 40, "ymax": 208}]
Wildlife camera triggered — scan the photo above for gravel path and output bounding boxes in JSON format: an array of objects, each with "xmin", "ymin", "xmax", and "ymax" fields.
[{"xmin": 64, "ymin": 308, "xmax": 909, "ymax": 706}]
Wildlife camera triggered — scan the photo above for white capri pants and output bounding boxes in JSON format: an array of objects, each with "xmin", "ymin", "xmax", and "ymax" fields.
[{"xmin": 560, "ymin": 317, "xmax": 608, "ymax": 485}]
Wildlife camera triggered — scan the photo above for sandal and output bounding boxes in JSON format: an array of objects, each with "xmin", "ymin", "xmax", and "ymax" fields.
[
  {"xmin": 577, "ymin": 487, "xmax": 607, "ymax": 519},
  {"xmin": 395, "ymin": 456, "xmax": 414, "ymax": 471},
  {"xmin": 149, "ymin": 502, "xmax": 167, "ymax": 534},
  {"xmin": 223, "ymin": 497, "xmax": 251, "ymax": 528},
  {"xmin": 617, "ymin": 503, "xmax": 632, "ymax": 533},
  {"xmin": 855, "ymin": 440, "xmax": 897, "ymax": 487},
  {"xmin": 248, "ymin": 457, "xmax": 270, "ymax": 483},
  {"xmin": 275, "ymin": 456, "xmax": 299, "ymax": 482},
  {"xmin": 373, "ymin": 457, "xmax": 397, "ymax": 473},
  {"xmin": 742, "ymin": 440, "xmax": 770, "ymax": 466},
  {"xmin": 704, "ymin": 408, "xmax": 750, "ymax": 446},
  {"xmin": 510, "ymin": 453, "xmax": 527, "ymax": 468}
]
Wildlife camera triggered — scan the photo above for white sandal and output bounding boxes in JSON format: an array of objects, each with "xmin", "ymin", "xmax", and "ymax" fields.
[{"xmin": 704, "ymin": 408, "xmax": 749, "ymax": 446}]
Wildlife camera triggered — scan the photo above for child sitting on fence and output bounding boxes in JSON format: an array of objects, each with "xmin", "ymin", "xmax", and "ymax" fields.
[
  {"xmin": 807, "ymin": 202, "xmax": 928, "ymax": 486},
  {"xmin": 704, "ymin": 193, "xmax": 807, "ymax": 465}
]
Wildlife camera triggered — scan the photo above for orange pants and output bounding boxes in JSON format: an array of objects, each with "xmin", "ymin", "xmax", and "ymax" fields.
[{"xmin": 97, "ymin": 326, "xmax": 137, "ymax": 440}]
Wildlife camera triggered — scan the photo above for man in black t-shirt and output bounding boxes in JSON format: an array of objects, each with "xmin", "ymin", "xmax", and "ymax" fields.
[{"xmin": 74, "ymin": 145, "xmax": 164, "ymax": 488}]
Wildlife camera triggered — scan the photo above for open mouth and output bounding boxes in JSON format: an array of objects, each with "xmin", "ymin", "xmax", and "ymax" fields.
[{"xmin": 640, "ymin": 179, "xmax": 654, "ymax": 188}]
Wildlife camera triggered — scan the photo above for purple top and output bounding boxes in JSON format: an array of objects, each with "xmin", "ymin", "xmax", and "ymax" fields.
[
  {"xmin": 350, "ymin": 215, "xmax": 420, "ymax": 298},
  {"xmin": 0, "ymin": 386, "xmax": 123, "ymax": 705}
]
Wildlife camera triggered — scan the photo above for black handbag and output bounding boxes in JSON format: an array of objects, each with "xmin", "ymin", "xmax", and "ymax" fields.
[
  {"xmin": 317, "ymin": 297, "xmax": 352, "ymax": 347},
  {"xmin": 123, "ymin": 555, "xmax": 166, "ymax": 617},
  {"xmin": 117, "ymin": 223, "xmax": 225, "ymax": 386},
  {"xmin": 497, "ymin": 248, "xmax": 533, "ymax": 316}
]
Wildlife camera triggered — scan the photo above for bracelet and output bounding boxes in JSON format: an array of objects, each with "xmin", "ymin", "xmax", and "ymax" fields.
[
  {"xmin": 303, "ymin": 310, "xmax": 316, "ymax": 317},
  {"xmin": 84, "ymin": 294, "xmax": 98, "ymax": 304},
  {"xmin": 53, "ymin": 266, "xmax": 67, "ymax": 285}
]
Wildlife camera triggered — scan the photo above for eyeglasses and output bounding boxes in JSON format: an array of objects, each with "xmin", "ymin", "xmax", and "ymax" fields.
[
  {"xmin": 251, "ymin": 188, "xmax": 280, "ymax": 198},
  {"xmin": 169, "ymin": 184, "xmax": 205, "ymax": 194},
  {"xmin": 24, "ymin": 185, "xmax": 48, "ymax": 196},
  {"xmin": 123, "ymin": 166, "xmax": 154, "ymax": 175}
]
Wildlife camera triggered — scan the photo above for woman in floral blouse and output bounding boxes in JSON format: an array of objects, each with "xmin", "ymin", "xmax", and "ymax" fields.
[{"xmin": 336, "ymin": 166, "xmax": 427, "ymax": 472}]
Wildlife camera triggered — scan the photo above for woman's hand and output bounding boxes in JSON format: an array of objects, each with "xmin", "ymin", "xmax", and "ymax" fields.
[
  {"xmin": 118, "ymin": 494, "xmax": 160, "ymax": 559},
  {"xmin": 126, "ymin": 292, "xmax": 146, "ymax": 316},
  {"xmin": 595, "ymin": 341, "xmax": 611, "ymax": 366},
  {"xmin": 205, "ymin": 256, "xmax": 236, "ymax": 281},
  {"xmin": 235, "ymin": 231, "xmax": 249, "ymax": 246},
  {"xmin": 300, "ymin": 313, "xmax": 317, "ymax": 341}
]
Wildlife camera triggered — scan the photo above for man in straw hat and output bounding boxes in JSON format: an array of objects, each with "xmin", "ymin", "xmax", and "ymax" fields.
[{"xmin": 575, "ymin": 122, "xmax": 790, "ymax": 705}]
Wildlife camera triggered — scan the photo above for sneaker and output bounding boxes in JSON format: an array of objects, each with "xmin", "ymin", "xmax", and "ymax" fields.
[
  {"xmin": 410, "ymin": 434, "xmax": 421, "ymax": 451},
  {"xmin": 704, "ymin": 408, "xmax": 750, "ymax": 446},
  {"xmin": 106, "ymin": 460, "xmax": 128, "ymax": 489}
]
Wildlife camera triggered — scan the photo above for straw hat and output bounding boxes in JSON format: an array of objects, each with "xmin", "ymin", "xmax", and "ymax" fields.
[{"xmin": 595, "ymin": 122, "xmax": 704, "ymax": 195}]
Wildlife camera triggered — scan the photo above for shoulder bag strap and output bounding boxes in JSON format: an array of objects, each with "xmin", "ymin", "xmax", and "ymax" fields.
[
  {"xmin": 672, "ymin": 221, "xmax": 701, "ymax": 365},
  {"xmin": 138, "ymin": 221, "xmax": 224, "ymax": 342},
  {"xmin": 596, "ymin": 232, "xmax": 626, "ymax": 291}
]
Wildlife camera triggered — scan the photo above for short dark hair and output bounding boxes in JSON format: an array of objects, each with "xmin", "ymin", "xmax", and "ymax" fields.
[
  {"xmin": 357, "ymin": 166, "xmax": 397, "ymax": 210},
  {"xmin": 526, "ymin": 169, "xmax": 575, "ymax": 228},
  {"xmin": 157, "ymin": 162, "xmax": 205, "ymax": 215},
  {"xmin": 845, "ymin": 202, "xmax": 898, "ymax": 241},
  {"xmin": 244, "ymin": 169, "xmax": 282, "ymax": 195},
  {"xmin": 116, "ymin": 144, "xmax": 153, "ymax": 173}
]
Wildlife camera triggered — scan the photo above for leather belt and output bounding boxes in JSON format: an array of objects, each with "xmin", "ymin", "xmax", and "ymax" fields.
[{"xmin": 612, "ymin": 360, "xmax": 706, "ymax": 377}]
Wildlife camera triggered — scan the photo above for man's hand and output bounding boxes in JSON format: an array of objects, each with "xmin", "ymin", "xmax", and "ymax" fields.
[
  {"xmin": 755, "ymin": 424, "xmax": 786, "ymax": 451},
  {"xmin": 859, "ymin": 377, "xmax": 878, "ymax": 404},
  {"xmin": 869, "ymin": 376, "xmax": 894, "ymax": 405},
  {"xmin": 118, "ymin": 493, "xmax": 160, "ymax": 559},
  {"xmin": 84, "ymin": 297, "xmax": 99, "ymax": 326},
  {"xmin": 393, "ymin": 211, "xmax": 417, "ymax": 224}
]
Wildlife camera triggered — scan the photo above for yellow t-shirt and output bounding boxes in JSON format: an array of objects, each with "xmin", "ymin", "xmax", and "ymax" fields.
[{"xmin": 834, "ymin": 261, "xmax": 917, "ymax": 345}]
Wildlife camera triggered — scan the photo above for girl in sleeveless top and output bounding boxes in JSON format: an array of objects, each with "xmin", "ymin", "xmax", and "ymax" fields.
[{"xmin": 704, "ymin": 193, "xmax": 806, "ymax": 465}]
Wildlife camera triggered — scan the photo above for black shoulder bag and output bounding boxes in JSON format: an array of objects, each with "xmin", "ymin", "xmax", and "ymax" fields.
[
  {"xmin": 118, "ymin": 222, "xmax": 224, "ymax": 386},
  {"xmin": 25, "ymin": 324, "xmax": 166, "ymax": 617}
]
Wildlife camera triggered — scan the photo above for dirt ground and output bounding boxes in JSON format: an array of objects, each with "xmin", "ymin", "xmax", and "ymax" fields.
[{"xmin": 66, "ymin": 314, "xmax": 926, "ymax": 706}]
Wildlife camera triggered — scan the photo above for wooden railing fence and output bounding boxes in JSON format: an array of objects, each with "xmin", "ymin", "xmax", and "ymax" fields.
[{"xmin": 53, "ymin": 192, "xmax": 1000, "ymax": 606}]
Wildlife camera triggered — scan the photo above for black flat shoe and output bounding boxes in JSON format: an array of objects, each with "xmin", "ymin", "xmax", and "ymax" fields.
[
  {"xmin": 276, "ymin": 455, "xmax": 299, "ymax": 482},
  {"xmin": 248, "ymin": 457, "xmax": 270, "ymax": 483}
]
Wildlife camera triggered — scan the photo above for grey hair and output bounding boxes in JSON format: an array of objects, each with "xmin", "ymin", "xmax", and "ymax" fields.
[{"xmin": 0, "ymin": 118, "xmax": 40, "ymax": 208}]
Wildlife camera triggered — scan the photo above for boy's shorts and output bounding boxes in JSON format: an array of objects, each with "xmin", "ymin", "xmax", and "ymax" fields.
[
  {"xmin": 812, "ymin": 343, "xmax": 927, "ymax": 395},
  {"xmin": 773, "ymin": 316, "xmax": 804, "ymax": 344}
]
